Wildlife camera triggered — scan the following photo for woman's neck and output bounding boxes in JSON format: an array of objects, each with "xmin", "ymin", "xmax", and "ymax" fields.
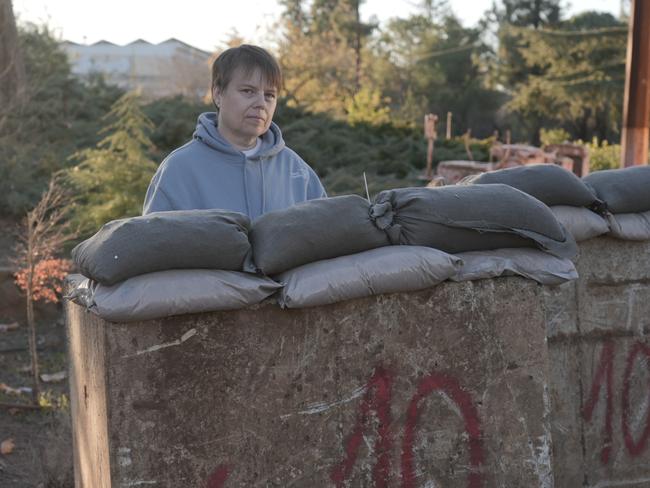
[{"xmin": 216, "ymin": 125, "xmax": 257, "ymax": 151}]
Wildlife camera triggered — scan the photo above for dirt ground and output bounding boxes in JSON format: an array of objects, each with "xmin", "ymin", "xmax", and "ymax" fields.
[{"xmin": 0, "ymin": 308, "xmax": 74, "ymax": 488}]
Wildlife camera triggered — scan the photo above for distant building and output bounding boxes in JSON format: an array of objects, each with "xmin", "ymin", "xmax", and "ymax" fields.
[{"xmin": 61, "ymin": 38, "xmax": 213, "ymax": 100}]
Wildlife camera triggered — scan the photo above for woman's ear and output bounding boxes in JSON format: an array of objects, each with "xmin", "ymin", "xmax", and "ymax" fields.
[{"xmin": 213, "ymin": 86, "xmax": 221, "ymax": 109}]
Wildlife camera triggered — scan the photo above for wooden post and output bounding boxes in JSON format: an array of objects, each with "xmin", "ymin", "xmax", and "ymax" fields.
[
  {"xmin": 446, "ymin": 112, "xmax": 452, "ymax": 139},
  {"xmin": 424, "ymin": 114, "xmax": 438, "ymax": 179},
  {"xmin": 464, "ymin": 129, "xmax": 474, "ymax": 161},
  {"xmin": 621, "ymin": 0, "xmax": 650, "ymax": 167}
]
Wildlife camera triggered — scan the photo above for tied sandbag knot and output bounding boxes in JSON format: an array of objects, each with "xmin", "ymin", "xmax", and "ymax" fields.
[
  {"xmin": 587, "ymin": 199, "xmax": 608, "ymax": 216},
  {"xmin": 369, "ymin": 201, "xmax": 402, "ymax": 244}
]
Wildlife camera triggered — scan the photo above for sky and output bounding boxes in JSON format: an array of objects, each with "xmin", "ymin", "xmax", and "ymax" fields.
[{"xmin": 12, "ymin": 0, "xmax": 623, "ymax": 53}]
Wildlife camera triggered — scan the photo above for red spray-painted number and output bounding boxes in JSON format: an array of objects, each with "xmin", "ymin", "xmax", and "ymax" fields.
[
  {"xmin": 582, "ymin": 340, "xmax": 615, "ymax": 464},
  {"xmin": 329, "ymin": 367, "xmax": 484, "ymax": 487},
  {"xmin": 401, "ymin": 372, "xmax": 485, "ymax": 488},
  {"xmin": 622, "ymin": 342, "xmax": 650, "ymax": 456},
  {"xmin": 583, "ymin": 340, "xmax": 650, "ymax": 464},
  {"xmin": 209, "ymin": 367, "xmax": 485, "ymax": 487},
  {"xmin": 330, "ymin": 366, "xmax": 393, "ymax": 487},
  {"xmin": 205, "ymin": 464, "xmax": 230, "ymax": 488}
]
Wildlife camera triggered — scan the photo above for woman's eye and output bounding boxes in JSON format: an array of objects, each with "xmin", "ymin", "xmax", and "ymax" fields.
[{"xmin": 265, "ymin": 93, "xmax": 276, "ymax": 100}]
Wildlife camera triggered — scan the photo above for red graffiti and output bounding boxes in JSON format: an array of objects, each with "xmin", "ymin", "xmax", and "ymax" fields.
[
  {"xmin": 622, "ymin": 342, "xmax": 650, "ymax": 456},
  {"xmin": 330, "ymin": 366, "xmax": 393, "ymax": 487},
  {"xmin": 583, "ymin": 340, "xmax": 650, "ymax": 465},
  {"xmin": 401, "ymin": 372, "xmax": 485, "ymax": 488},
  {"xmin": 209, "ymin": 367, "xmax": 485, "ymax": 487},
  {"xmin": 206, "ymin": 464, "xmax": 230, "ymax": 488},
  {"xmin": 583, "ymin": 340, "xmax": 615, "ymax": 464}
]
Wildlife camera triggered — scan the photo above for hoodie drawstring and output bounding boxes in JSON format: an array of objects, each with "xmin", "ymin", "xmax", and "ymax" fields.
[
  {"xmin": 243, "ymin": 155, "xmax": 251, "ymax": 217},
  {"xmin": 260, "ymin": 157, "xmax": 266, "ymax": 215}
]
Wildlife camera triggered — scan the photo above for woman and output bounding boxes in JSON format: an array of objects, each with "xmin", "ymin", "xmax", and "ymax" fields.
[{"xmin": 143, "ymin": 45, "xmax": 326, "ymax": 219}]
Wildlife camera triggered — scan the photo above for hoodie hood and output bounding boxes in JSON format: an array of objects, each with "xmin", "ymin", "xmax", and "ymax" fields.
[
  {"xmin": 143, "ymin": 112, "xmax": 327, "ymax": 220},
  {"xmin": 193, "ymin": 112, "xmax": 285, "ymax": 159}
]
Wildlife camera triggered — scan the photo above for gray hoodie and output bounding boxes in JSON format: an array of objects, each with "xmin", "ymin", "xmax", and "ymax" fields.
[{"xmin": 143, "ymin": 112, "xmax": 326, "ymax": 219}]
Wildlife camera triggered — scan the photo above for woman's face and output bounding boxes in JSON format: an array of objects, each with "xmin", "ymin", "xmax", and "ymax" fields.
[{"xmin": 213, "ymin": 67, "xmax": 278, "ymax": 149}]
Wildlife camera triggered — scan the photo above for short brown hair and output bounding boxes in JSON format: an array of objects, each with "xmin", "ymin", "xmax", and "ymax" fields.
[{"xmin": 211, "ymin": 45, "xmax": 283, "ymax": 107}]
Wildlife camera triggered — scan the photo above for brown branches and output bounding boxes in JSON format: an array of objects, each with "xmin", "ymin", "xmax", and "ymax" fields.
[{"xmin": 11, "ymin": 174, "xmax": 78, "ymax": 406}]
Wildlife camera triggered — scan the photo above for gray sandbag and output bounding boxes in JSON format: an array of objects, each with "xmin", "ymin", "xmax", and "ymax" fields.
[
  {"xmin": 583, "ymin": 166, "xmax": 650, "ymax": 213},
  {"xmin": 250, "ymin": 195, "xmax": 391, "ymax": 275},
  {"xmin": 276, "ymin": 246, "xmax": 462, "ymax": 308},
  {"xmin": 606, "ymin": 211, "xmax": 650, "ymax": 241},
  {"xmin": 450, "ymin": 248, "xmax": 578, "ymax": 285},
  {"xmin": 67, "ymin": 270, "xmax": 282, "ymax": 322},
  {"xmin": 550, "ymin": 206, "xmax": 609, "ymax": 242},
  {"xmin": 371, "ymin": 185, "xmax": 577, "ymax": 259},
  {"xmin": 72, "ymin": 209, "xmax": 251, "ymax": 285},
  {"xmin": 460, "ymin": 164, "xmax": 599, "ymax": 207}
]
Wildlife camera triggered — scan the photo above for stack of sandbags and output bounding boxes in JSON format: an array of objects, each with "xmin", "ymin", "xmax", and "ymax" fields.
[
  {"xmin": 252, "ymin": 195, "xmax": 464, "ymax": 308},
  {"xmin": 460, "ymin": 164, "xmax": 609, "ymax": 242},
  {"xmin": 256, "ymin": 185, "xmax": 578, "ymax": 308},
  {"xmin": 69, "ymin": 182, "xmax": 587, "ymax": 315},
  {"xmin": 69, "ymin": 210, "xmax": 280, "ymax": 322},
  {"xmin": 583, "ymin": 166, "xmax": 650, "ymax": 241}
]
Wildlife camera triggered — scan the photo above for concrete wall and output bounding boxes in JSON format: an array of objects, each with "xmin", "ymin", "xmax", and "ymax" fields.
[
  {"xmin": 66, "ymin": 237, "xmax": 650, "ymax": 487},
  {"xmin": 66, "ymin": 278, "xmax": 553, "ymax": 488},
  {"xmin": 544, "ymin": 238, "xmax": 650, "ymax": 488}
]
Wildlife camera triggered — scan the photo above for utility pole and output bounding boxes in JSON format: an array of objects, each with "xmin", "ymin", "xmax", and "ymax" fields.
[{"xmin": 620, "ymin": 0, "xmax": 650, "ymax": 167}]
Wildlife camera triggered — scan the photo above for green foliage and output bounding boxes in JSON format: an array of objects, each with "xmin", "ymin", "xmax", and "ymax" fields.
[
  {"xmin": 433, "ymin": 137, "xmax": 492, "ymax": 164},
  {"xmin": 0, "ymin": 24, "xmax": 123, "ymax": 217},
  {"xmin": 368, "ymin": 11, "xmax": 501, "ymax": 133},
  {"xmin": 67, "ymin": 92, "xmax": 157, "ymax": 234},
  {"xmin": 586, "ymin": 138, "xmax": 621, "ymax": 172},
  {"xmin": 274, "ymin": 99, "xmax": 493, "ymax": 197},
  {"xmin": 345, "ymin": 87, "xmax": 391, "ymax": 126},
  {"xmin": 274, "ymin": 100, "xmax": 425, "ymax": 196},
  {"xmin": 143, "ymin": 95, "xmax": 211, "ymax": 161},
  {"xmin": 498, "ymin": 12, "xmax": 626, "ymax": 143},
  {"xmin": 539, "ymin": 127, "xmax": 571, "ymax": 146}
]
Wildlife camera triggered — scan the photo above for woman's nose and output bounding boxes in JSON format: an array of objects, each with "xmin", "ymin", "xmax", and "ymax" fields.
[{"xmin": 253, "ymin": 92, "xmax": 266, "ymax": 107}]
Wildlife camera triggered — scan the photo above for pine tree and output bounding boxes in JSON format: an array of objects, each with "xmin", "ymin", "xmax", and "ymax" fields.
[
  {"xmin": 505, "ymin": 12, "xmax": 627, "ymax": 142},
  {"xmin": 68, "ymin": 92, "xmax": 157, "ymax": 233}
]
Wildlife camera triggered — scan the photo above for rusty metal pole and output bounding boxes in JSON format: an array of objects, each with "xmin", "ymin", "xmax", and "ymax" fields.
[{"xmin": 621, "ymin": 0, "xmax": 650, "ymax": 167}]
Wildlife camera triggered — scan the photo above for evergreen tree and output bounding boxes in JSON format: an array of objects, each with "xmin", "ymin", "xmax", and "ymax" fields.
[
  {"xmin": 505, "ymin": 12, "xmax": 627, "ymax": 142},
  {"xmin": 368, "ymin": 5, "xmax": 501, "ymax": 134},
  {"xmin": 0, "ymin": 24, "xmax": 123, "ymax": 216},
  {"xmin": 68, "ymin": 92, "xmax": 156, "ymax": 233},
  {"xmin": 484, "ymin": 0, "xmax": 565, "ymax": 142}
]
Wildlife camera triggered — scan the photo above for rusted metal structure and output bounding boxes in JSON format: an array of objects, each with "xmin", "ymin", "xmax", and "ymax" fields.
[{"xmin": 621, "ymin": 0, "xmax": 650, "ymax": 167}]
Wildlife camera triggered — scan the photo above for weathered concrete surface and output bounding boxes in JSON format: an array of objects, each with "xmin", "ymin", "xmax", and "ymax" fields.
[
  {"xmin": 67, "ymin": 278, "xmax": 553, "ymax": 488},
  {"xmin": 544, "ymin": 237, "xmax": 650, "ymax": 488}
]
